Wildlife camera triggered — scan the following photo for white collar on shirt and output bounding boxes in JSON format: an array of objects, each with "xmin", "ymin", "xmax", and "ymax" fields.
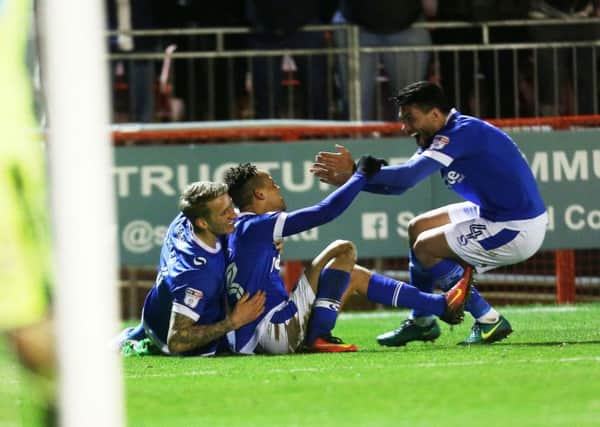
[{"xmin": 188, "ymin": 221, "xmax": 221, "ymax": 254}]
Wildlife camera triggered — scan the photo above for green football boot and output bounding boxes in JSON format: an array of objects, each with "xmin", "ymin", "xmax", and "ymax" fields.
[
  {"xmin": 121, "ymin": 340, "xmax": 138, "ymax": 357},
  {"xmin": 122, "ymin": 338, "xmax": 162, "ymax": 356},
  {"xmin": 377, "ymin": 318, "xmax": 441, "ymax": 347},
  {"xmin": 458, "ymin": 315, "xmax": 513, "ymax": 345}
]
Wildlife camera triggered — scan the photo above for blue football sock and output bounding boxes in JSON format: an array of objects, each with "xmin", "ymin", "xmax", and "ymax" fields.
[
  {"xmin": 465, "ymin": 286, "xmax": 492, "ymax": 319},
  {"xmin": 409, "ymin": 249, "xmax": 434, "ymax": 318},
  {"xmin": 366, "ymin": 273, "xmax": 446, "ymax": 317},
  {"xmin": 428, "ymin": 259, "xmax": 464, "ymax": 291},
  {"xmin": 113, "ymin": 322, "xmax": 146, "ymax": 351},
  {"xmin": 127, "ymin": 323, "xmax": 146, "ymax": 341},
  {"xmin": 306, "ymin": 268, "xmax": 350, "ymax": 344}
]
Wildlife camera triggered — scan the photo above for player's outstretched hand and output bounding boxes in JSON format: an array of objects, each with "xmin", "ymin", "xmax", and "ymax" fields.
[
  {"xmin": 310, "ymin": 144, "xmax": 355, "ymax": 186},
  {"xmin": 356, "ymin": 155, "xmax": 388, "ymax": 177},
  {"xmin": 231, "ymin": 291, "xmax": 266, "ymax": 329}
]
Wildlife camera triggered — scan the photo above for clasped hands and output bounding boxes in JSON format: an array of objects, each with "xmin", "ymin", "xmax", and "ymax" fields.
[{"xmin": 309, "ymin": 144, "xmax": 387, "ymax": 186}]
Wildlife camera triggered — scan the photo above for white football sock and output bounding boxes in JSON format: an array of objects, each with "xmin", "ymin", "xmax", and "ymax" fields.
[
  {"xmin": 477, "ymin": 308, "xmax": 500, "ymax": 324},
  {"xmin": 413, "ymin": 315, "xmax": 436, "ymax": 327}
]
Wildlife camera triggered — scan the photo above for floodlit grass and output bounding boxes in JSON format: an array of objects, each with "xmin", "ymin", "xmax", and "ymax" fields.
[
  {"xmin": 3, "ymin": 304, "xmax": 600, "ymax": 426},
  {"xmin": 123, "ymin": 305, "xmax": 600, "ymax": 427},
  {"xmin": 0, "ymin": 338, "xmax": 46, "ymax": 427}
]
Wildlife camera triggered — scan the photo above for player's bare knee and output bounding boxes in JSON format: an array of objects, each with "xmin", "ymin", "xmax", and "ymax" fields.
[
  {"xmin": 327, "ymin": 240, "xmax": 357, "ymax": 271},
  {"xmin": 412, "ymin": 237, "xmax": 435, "ymax": 266},
  {"xmin": 408, "ymin": 217, "xmax": 424, "ymax": 246},
  {"xmin": 337, "ymin": 240, "xmax": 357, "ymax": 264},
  {"xmin": 330, "ymin": 252, "xmax": 356, "ymax": 271},
  {"xmin": 332, "ymin": 239, "xmax": 357, "ymax": 260},
  {"xmin": 349, "ymin": 265, "xmax": 371, "ymax": 295}
]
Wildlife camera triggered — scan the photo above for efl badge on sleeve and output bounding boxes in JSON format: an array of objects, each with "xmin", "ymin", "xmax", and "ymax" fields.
[
  {"xmin": 431, "ymin": 135, "xmax": 450, "ymax": 150},
  {"xmin": 184, "ymin": 288, "xmax": 204, "ymax": 308}
]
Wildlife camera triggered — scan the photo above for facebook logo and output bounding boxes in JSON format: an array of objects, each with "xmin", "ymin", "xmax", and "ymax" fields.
[{"xmin": 362, "ymin": 213, "xmax": 388, "ymax": 240}]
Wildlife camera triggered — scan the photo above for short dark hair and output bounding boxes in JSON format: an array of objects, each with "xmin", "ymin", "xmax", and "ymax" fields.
[
  {"xmin": 223, "ymin": 163, "xmax": 261, "ymax": 209},
  {"xmin": 390, "ymin": 81, "xmax": 451, "ymax": 114},
  {"xmin": 179, "ymin": 181, "xmax": 229, "ymax": 227}
]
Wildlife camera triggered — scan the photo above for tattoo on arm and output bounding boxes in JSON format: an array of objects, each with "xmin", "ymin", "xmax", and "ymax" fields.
[{"xmin": 167, "ymin": 311, "xmax": 234, "ymax": 354}]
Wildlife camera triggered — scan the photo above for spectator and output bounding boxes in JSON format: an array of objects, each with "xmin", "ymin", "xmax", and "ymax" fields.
[
  {"xmin": 332, "ymin": 0, "xmax": 434, "ymax": 121},
  {"xmin": 163, "ymin": 1, "xmax": 247, "ymax": 121},
  {"xmin": 245, "ymin": 0, "xmax": 331, "ymax": 119},
  {"xmin": 432, "ymin": 0, "xmax": 531, "ymax": 118},
  {"xmin": 129, "ymin": 0, "xmax": 164, "ymax": 122},
  {"xmin": 108, "ymin": 0, "xmax": 163, "ymax": 122},
  {"xmin": 528, "ymin": 0, "xmax": 600, "ymax": 115}
]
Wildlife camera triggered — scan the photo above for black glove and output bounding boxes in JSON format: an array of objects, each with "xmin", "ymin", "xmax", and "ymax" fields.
[{"xmin": 355, "ymin": 155, "xmax": 388, "ymax": 177}]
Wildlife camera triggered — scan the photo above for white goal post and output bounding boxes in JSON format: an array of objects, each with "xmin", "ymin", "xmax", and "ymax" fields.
[{"xmin": 40, "ymin": 1, "xmax": 124, "ymax": 426}]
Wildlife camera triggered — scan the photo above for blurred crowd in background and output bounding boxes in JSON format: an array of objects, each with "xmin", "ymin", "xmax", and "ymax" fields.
[{"xmin": 106, "ymin": 0, "xmax": 600, "ymax": 123}]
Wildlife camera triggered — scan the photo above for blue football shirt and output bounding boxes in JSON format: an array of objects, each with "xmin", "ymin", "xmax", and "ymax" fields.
[
  {"xmin": 366, "ymin": 109, "xmax": 546, "ymax": 221},
  {"xmin": 225, "ymin": 172, "xmax": 369, "ymax": 353},
  {"xmin": 141, "ymin": 213, "xmax": 228, "ymax": 356},
  {"xmin": 226, "ymin": 212, "xmax": 291, "ymax": 353},
  {"xmin": 420, "ymin": 109, "xmax": 546, "ymax": 221}
]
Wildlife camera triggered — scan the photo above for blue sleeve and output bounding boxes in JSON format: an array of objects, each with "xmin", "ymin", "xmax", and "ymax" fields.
[
  {"xmin": 363, "ymin": 156, "xmax": 441, "ymax": 195},
  {"xmin": 239, "ymin": 212, "xmax": 284, "ymax": 244},
  {"xmin": 282, "ymin": 172, "xmax": 367, "ymax": 237},
  {"xmin": 363, "ymin": 182, "xmax": 411, "ymax": 195},
  {"xmin": 170, "ymin": 271, "xmax": 213, "ymax": 320}
]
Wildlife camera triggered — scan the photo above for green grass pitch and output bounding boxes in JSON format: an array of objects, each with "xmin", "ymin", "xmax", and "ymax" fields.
[{"xmin": 3, "ymin": 304, "xmax": 600, "ymax": 426}]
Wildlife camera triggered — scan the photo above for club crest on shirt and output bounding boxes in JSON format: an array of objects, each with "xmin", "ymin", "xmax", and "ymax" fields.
[
  {"xmin": 431, "ymin": 134, "xmax": 450, "ymax": 150},
  {"xmin": 184, "ymin": 287, "xmax": 204, "ymax": 308}
]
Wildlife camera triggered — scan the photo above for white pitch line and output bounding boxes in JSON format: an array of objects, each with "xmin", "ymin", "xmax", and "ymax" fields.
[
  {"xmin": 267, "ymin": 356, "xmax": 600, "ymax": 371},
  {"xmin": 412, "ymin": 356, "xmax": 600, "ymax": 369},
  {"xmin": 503, "ymin": 306, "xmax": 583, "ymax": 314},
  {"xmin": 125, "ymin": 369, "xmax": 218, "ymax": 379},
  {"xmin": 268, "ymin": 367, "xmax": 322, "ymax": 374},
  {"xmin": 339, "ymin": 305, "xmax": 585, "ymax": 320},
  {"xmin": 125, "ymin": 367, "xmax": 322, "ymax": 379},
  {"xmin": 8, "ymin": 352, "xmax": 600, "ymax": 385},
  {"xmin": 122, "ymin": 356, "xmax": 600, "ymax": 380}
]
